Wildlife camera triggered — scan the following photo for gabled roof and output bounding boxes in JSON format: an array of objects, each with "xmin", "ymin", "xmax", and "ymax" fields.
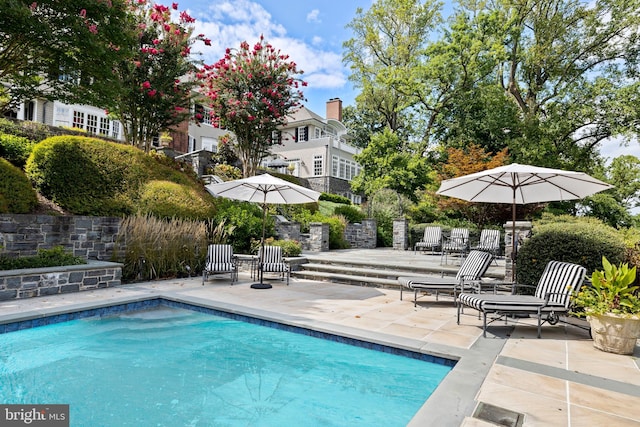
[{"xmin": 286, "ymin": 105, "xmax": 325, "ymax": 124}]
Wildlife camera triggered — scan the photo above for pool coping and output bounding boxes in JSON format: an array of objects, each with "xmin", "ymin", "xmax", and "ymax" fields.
[{"xmin": 0, "ymin": 289, "xmax": 506, "ymax": 426}]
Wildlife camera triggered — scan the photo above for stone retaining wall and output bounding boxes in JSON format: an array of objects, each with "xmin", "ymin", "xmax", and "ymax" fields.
[
  {"xmin": 0, "ymin": 215, "xmax": 121, "ymax": 260},
  {"xmin": 0, "ymin": 260, "xmax": 123, "ymax": 301}
]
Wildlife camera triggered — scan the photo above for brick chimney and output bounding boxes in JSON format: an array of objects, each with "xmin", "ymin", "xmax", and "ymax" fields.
[{"xmin": 326, "ymin": 98, "xmax": 342, "ymax": 122}]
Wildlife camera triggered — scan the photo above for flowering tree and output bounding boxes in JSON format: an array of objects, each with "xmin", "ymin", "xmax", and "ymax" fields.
[
  {"xmin": 201, "ymin": 36, "xmax": 306, "ymax": 177},
  {"xmin": 108, "ymin": 1, "xmax": 211, "ymax": 152}
]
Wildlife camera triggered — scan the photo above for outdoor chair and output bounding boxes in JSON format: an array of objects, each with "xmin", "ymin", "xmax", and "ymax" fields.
[
  {"xmin": 260, "ymin": 245, "xmax": 290, "ymax": 285},
  {"xmin": 457, "ymin": 260, "xmax": 586, "ymax": 338},
  {"xmin": 441, "ymin": 228, "xmax": 470, "ymax": 264},
  {"xmin": 398, "ymin": 250, "xmax": 494, "ymax": 307},
  {"xmin": 202, "ymin": 244, "xmax": 237, "ymax": 285},
  {"xmin": 414, "ymin": 226, "xmax": 442, "ymax": 254},
  {"xmin": 472, "ymin": 229, "xmax": 501, "ymax": 264}
]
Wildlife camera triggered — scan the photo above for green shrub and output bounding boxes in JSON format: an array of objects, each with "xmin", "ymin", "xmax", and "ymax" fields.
[
  {"xmin": 319, "ymin": 193, "xmax": 351, "ymax": 205},
  {"xmin": 0, "ymin": 118, "xmax": 52, "ymax": 142},
  {"xmin": 0, "ymin": 133, "xmax": 36, "ymax": 168},
  {"xmin": 138, "ymin": 180, "xmax": 215, "ymax": 220},
  {"xmin": 0, "ymin": 246, "xmax": 85, "ymax": 270},
  {"xmin": 112, "ymin": 214, "xmax": 208, "ymax": 281},
  {"xmin": 25, "ymin": 135, "xmax": 213, "ymax": 216},
  {"xmin": 333, "ymin": 205, "xmax": 366, "ymax": 223},
  {"xmin": 517, "ymin": 219, "xmax": 626, "ymax": 287},
  {"xmin": 213, "ymin": 198, "xmax": 266, "ymax": 254},
  {"xmin": 0, "ymin": 158, "xmax": 38, "ymax": 214},
  {"xmin": 254, "ymin": 237, "xmax": 302, "ymax": 257},
  {"xmin": 289, "ymin": 209, "xmax": 349, "ymax": 249}
]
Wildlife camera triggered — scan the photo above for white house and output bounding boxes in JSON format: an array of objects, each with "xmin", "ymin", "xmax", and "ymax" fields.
[{"xmin": 266, "ymin": 98, "xmax": 362, "ymax": 203}]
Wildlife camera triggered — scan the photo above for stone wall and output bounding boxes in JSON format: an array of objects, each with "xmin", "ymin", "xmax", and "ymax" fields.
[
  {"xmin": 0, "ymin": 260, "xmax": 123, "ymax": 301},
  {"xmin": 344, "ymin": 219, "xmax": 377, "ymax": 249},
  {"xmin": 0, "ymin": 215, "xmax": 121, "ymax": 260}
]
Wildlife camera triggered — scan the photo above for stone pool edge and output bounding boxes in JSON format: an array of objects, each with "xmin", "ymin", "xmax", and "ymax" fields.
[{"xmin": 0, "ymin": 290, "xmax": 505, "ymax": 426}]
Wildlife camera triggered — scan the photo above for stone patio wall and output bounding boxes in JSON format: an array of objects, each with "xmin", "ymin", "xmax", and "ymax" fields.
[{"xmin": 0, "ymin": 260, "xmax": 123, "ymax": 301}]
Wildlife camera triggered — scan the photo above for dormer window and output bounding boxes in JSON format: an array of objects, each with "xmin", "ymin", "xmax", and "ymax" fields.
[{"xmin": 296, "ymin": 126, "xmax": 308, "ymax": 142}]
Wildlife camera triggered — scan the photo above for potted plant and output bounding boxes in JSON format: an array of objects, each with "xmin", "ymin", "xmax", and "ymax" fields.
[{"xmin": 573, "ymin": 256, "xmax": 640, "ymax": 355}]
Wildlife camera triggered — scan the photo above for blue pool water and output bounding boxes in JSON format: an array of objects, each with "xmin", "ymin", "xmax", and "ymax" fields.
[{"xmin": 0, "ymin": 302, "xmax": 453, "ymax": 426}]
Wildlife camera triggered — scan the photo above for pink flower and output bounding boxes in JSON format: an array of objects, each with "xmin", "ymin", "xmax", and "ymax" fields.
[
  {"xmin": 153, "ymin": 39, "xmax": 160, "ymax": 45},
  {"xmin": 204, "ymin": 38, "xmax": 211, "ymax": 46},
  {"xmin": 172, "ymin": 3, "xmax": 178, "ymax": 10},
  {"xmin": 79, "ymin": 9, "xmax": 86, "ymax": 17},
  {"xmin": 142, "ymin": 81, "xmax": 151, "ymax": 89},
  {"xmin": 147, "ymin": 89, "xmax": 157, "ymax": 97}
]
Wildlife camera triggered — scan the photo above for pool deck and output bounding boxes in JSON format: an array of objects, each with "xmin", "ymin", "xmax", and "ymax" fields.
[{"xmin": 1, "ymin": 248, "xmax": 639, "ymax": 426}]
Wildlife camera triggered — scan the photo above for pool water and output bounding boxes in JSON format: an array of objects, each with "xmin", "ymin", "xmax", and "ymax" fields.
[{"xmin": 0, "ymin": 305, "xmax": 452, "ymax": 426}]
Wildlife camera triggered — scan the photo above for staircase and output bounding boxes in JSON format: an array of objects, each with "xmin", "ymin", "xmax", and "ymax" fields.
[{"xmin": 292, "ymin": 256, "xmax": 467, "ymax": 290}]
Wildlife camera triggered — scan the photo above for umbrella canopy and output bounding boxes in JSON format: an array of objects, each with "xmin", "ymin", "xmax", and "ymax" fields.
[
  {"xmin": 436, "ymin": 163, "xmax": 613, "ymax": 280},
  {"xmin": 205, "ymin": 173, "xmax": 320, "ymax": 288},
  {"xmin": 206, "ymin": 173, "xmax": 319, "ymax": 205},
  {"xmin": 266, "ymin": 159, "xmax": 290, "ymax": 169},
  {"xmin": 436, "ymin": 163, "xmax": 613, "ymax": 205}
]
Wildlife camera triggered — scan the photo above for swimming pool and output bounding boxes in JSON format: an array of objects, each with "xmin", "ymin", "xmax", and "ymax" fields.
[{"xmin": 0, "ymin": 299, "xmax": 454, "ymax": 426}]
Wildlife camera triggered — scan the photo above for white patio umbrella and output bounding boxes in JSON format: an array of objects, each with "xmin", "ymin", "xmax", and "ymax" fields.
[
  {"xmin": 436, "ymin": 163, "xmax": 613, "ymax": 280},
  {"xmin": 205, "ymin": 173, "xmax": 320, "ymax": 288}
]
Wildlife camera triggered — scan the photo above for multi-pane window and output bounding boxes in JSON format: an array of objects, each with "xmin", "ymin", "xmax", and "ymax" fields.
[
  {"xmin": 314, "ymin": 128, "xmax": 321, "ymax": 139},
  {"xmin": 332, "ymin": 156, "xmax": 359, "ymax": 181},
  {"xmin": 111, "ymin": 121, "xmax": 120, "ymax": 139},
  {"xmin": 87, "ymin": 114, "xmax": 97, "ymax": 134},
  {"xmin": 72, "ymin": 111, "xmax": 84, "ymax": 129},
  {"xmin": 313, "ymin": 155, "xmax": 323, "ymax": 176},
  {"xmin": 271, "ymin": 130, "xmax": 280, "ymax": 143},
  {"xmin": 297, "ymin": 126, "xmax": 307, "ymax": 142},
  {"xmin": 99, "ymin": 117, "xmax": 109, "ymax": 136}
]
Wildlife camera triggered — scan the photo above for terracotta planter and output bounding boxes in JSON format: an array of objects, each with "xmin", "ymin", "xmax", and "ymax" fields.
[{"xmin": 587, "ymin": 312, "xmax": 640, "ymax": 355}]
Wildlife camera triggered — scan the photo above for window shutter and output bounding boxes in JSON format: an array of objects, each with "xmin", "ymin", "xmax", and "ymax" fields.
[{"xmin": 304, "ymin": 126, "xmax": 309, "ymax": 141}]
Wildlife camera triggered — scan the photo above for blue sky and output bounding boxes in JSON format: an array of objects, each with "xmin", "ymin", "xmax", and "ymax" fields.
[
  {"xmin": 181, "ymin": 0, "xmax": 375, "ymax": 116},
  {"xmin": 179, "ymin": 0, "xmax": 636, "ymax": 162}
]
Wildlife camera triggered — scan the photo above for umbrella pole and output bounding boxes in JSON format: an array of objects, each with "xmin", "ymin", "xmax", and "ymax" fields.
[
  {"xmin": 251, "ymin": 198, "xmax": 272, "ymax": 289},
  {"xmin": 511, "ymin": 189, "xmax": 516, "ymax": 282}
]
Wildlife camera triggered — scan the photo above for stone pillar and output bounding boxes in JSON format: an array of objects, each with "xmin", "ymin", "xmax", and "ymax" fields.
[
  {"xmin": 275, "ymin": 221, "xmax": 300, "ymax": 241},
  {"xmin": 503, "ymin": 221, "xmax": 532, "ymax": 281},
  {"xmin": 393, "ymin": 218, "xmax": 409, "ymax": 250},
  {"xmin": 308, "ymin": 222, "xmax": 329, "ymax": 252}
]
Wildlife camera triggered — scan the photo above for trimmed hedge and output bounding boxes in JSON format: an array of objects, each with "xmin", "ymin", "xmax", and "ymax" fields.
[
  {"xmin": 25, "ymin": 135, "xmax": 214, "ymax": 217},
  {"xmin": 0, "ymin": 133, "xmax": 35, "ymax": 168},
  {"xmin": 0, "ymin": 158, "xmax": 38, "ymax": 214},
  {"xmin": 138, "ymin": 180, "xmax": 215, "ymax": 220},
  {"xmin": 517, "ymin": 219, "xmax": 626, "ymax": 287},
  {"xmin": 319, "ymin": 192, "xmax": 351, "ymax": 205},
  {"xmin": 333, "ymin": 205, "xmax": 366, "ymax": 223}
]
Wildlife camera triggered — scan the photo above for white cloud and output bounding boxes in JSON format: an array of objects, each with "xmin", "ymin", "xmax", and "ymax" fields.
[
  {"xmin": 307, "ymin": 9, "xmax": 321, "ymax": 23},
  {"xmin": 311, "ymin": 35, "xmax": 323, "ymax": 45},
  {"xmin": 187, "ymin": 0, "xmax": 348, "ymax": 91},
  {"xmin": 600, "ymin": 135, "xmax": 640, "ymax": 164}
]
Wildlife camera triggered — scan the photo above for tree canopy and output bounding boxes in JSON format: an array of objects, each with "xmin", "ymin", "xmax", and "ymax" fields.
[{"xmin": 0, "ymin": 0, "xmax": 136, "ymax": 111}]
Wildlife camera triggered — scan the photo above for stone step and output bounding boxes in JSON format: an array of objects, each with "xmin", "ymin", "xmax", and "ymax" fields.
[
  {"xmin": 296, "ymin": 262, "xmax": 443, "ymax": 280},
  {"xmin": 292, "ymin": 270, "xmax": 404, "ymax": 288}
]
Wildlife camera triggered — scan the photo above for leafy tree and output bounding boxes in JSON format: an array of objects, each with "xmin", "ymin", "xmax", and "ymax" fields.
[
  {"xmin": 343, "ymin": 0, "xmax": 442, "ymax": 142},
  {"xmin": 435, "ymin": 144, "xmax": 510, "ymax": 225},
  {"xmin": 201, "ymin": 36, "xmax": 306, "ymax": 177},
  {"xmin": 607, "ymin": 155, "xmax": 640, "ymax": 211},
  {"xmin": 107, "ymin": 2, "xmax": 210, "ymax": 152},
  {"xmin": 488, "ymin": 0, "xmax": 640, "ymax": 170},
  {"xmin": 351, "ymin": 128, "xmax": 431, "ymax": 202},
  {"xmin": 341, "ymin": 105, "xmax": 385, "ymax": 149},
  {"xmin": 0, "ymin": 0, "xmax": 135, "ymax": 112}
]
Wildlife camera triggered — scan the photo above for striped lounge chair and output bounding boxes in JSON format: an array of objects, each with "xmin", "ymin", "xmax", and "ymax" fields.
[
  {"xmin": 202, "ymin": 244, "xmax": 237, "ymax": 285},
  {"xmin": 260, "ymin": 245, "xmax": 290, "ymax": 285},
  {"xmin": 441, "ymin": 228, "xmax": 470, "ymax": 264},
  {"xmin": 414, "ymin": 226, "xmax": 442, "ymax": 254},
  {"xmin": 457, "ymin": 261, "xmax": 586, "ymax": 338},
  {"xmin": 398, "ymin": 250, "xmax": 494, "ymax": 307}
]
